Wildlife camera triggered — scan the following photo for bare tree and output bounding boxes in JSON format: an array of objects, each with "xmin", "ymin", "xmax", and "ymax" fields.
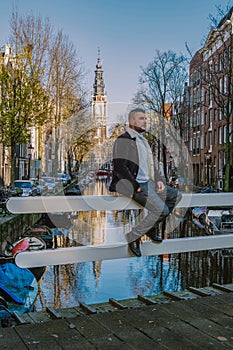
[
  {"xmin": 9, "ymin": 9, "xmax": 52, "ymax": 86},
  {"xmin": 46, "ymin": 29, "xmax": 86, "ymax": 173},
  {"xmin": 62, "ymin": 109, "xmax": 97, "ymax": 175},
  {"xmin": 8, "ymin": 8, "xmax": 88, "ymax": 177},
  {"xmin": 134, "ymin": 50, "xmax": 188, "ymax": 180}
]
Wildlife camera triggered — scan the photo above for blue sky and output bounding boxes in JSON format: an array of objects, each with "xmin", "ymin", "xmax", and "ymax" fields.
[{"xmin": 0, "ymin": 0, "xmax": 232, "ymax": 120}]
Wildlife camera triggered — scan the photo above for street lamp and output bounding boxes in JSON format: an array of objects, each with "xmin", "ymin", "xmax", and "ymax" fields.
[{"xmin": 27, "ymin": 144, "xmax": 34, "ymax": 180}]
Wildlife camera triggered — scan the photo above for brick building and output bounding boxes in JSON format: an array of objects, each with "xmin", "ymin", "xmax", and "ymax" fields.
[{"xmin": 185, "ymin": 7, "xmax": 233, "ymax": 190}]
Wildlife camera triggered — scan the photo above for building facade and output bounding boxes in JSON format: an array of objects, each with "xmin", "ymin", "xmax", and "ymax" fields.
[{"xmin": 185, "ymin": 7, "xmax": 233, "ymax": 190}]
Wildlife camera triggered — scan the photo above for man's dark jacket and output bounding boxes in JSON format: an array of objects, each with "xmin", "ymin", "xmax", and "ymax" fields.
[{"xmin": 109, "ymin": 131, "xmax": 163, "ymax": 198}]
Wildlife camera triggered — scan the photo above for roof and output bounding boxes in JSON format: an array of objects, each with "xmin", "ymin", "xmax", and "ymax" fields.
[{"xmin": 217, "ymin": 6, "xmax": 233, "ymax": 28}]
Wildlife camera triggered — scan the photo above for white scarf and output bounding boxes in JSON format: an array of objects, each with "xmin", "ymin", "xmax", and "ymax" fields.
[{"xmin": 126, "ymin": 127, "xmax": 155, "ymax": 180}]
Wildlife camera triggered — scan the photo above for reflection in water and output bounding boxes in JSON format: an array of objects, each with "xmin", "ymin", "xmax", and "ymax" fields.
[{"xmin": 35, "ymin": 180, "xmax": 233, "ymax": 311}]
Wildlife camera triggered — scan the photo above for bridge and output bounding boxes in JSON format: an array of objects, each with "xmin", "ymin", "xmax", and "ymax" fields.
[
  {"xmin": 6, "ymin": 192, "xmax": 233, "ymax": 268},
  {"xmin": 6, "ymin": 192, "xmax": 233, "ymax": 213}
]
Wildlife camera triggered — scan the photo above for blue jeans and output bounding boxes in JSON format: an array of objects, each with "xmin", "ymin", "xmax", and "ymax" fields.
[{"xmin": 125, "ymin": 180, "xmax": 182, "ymax": 242}]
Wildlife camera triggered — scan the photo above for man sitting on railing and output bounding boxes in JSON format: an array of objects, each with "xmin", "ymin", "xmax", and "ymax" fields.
[{"xmin": 109, "ymin": 108, "xmax": 182, "ymax": 257}]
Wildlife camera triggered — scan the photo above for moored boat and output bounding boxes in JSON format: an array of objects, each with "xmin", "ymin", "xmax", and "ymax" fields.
[
  {"xmin": 22, "ymin": 225, "xmax": 54, "ymax": 248},
  {"xmin": 0, "ymin": 263, "xmax": 38, "ymax": 322},
  {"xmin": 4, "ymin": 236, "xmax": 46, "ymax": 281},
  {"xmin": 192, "ymin": 207, "xmax": 233, "ymax": 235},
  {"xmin": 4, "ymin": 236, "xmax": 46, "ymax": 257}
]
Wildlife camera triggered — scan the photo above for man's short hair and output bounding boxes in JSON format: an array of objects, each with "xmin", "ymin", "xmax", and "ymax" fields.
[{"xmin": 128, "ymin": 108, "xmax": 145, "ymax": 122}]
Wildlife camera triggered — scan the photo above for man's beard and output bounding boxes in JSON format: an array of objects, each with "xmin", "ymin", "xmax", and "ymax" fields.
[{"xmin": 134, "ymin": 125, "xmax": 145, "ymax": 133}]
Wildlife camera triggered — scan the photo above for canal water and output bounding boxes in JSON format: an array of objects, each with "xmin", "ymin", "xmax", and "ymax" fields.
[{"xmin": 35, "ymin": 180, "xmax": 233, "ymax": 311}]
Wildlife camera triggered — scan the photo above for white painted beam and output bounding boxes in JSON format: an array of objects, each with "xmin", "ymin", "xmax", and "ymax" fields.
[
  {"xmin": 15, "ymin": 234, "xmax": 233, "ymax": 268},
  {"xmin": 6, "ymin": 193, "xmax": 233, "ymax": 214}
]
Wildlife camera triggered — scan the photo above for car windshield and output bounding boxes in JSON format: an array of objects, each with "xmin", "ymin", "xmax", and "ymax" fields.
[
  {"xmin": 57, "ymin": 173, "xmax": 66, "ymax": 178},
  {"xmin": 14, "ymin": 182, "xmax": 31, "ymax": 188},
  {"xmin": 31, "ymin": 179, "xmax": 39, "ymax": 186},
  {"xmin": 42, "ymin": 178, "xmax": 55, "ymax": 184}
]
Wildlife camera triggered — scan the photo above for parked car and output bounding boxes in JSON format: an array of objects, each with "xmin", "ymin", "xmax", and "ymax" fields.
[
  {"xmin": 13, "ymin": 180, "xmax": 37, "ymax": 197},
  {"xmin": 56, "ymin": 173, "xmax": 70, "ymax": 187},
  {"xmin": 30, "ymin": 178, "xmax": 48, "ymax": 196},
  {"xmin": 65, "ymin": 184, "xmax": 82, "ymax": 196},
  {"xmin": 66, "ymin": 173, "xmax": 71, "ymax": 184},
  {"xmin": 41, "ymin": 177, "xmax": 58, "ymax": 194}
]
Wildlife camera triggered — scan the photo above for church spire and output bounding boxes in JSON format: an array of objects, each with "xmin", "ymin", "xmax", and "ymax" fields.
[
  {"xmin": 93, "ymin": 48, "xmax": 105, "ymax": 97},
  {"xmin": 91, "ymin": 49, "xmax": 108, "ymax": 141}
]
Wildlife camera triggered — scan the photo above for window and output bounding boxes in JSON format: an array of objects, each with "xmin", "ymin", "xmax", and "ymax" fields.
[
  {"xmin": 219, "ymin": 108, "xmax": 222, "ymax": 121},
  {"xmin": 197, "ymin": 89, "xmax": 201, "ymax": 106},
  {"xmin": 201, "ymin": 87, "xmax": 205, "ymax": 102},
  {"xmin": 190, "ymin": 115, "xmax": 193, "ymax": 128},
  {"xmin": 218, "ymin": 152, "xmax": 222, "ymax": 171},
  {"xmin": 219, "ymin": 78, "xmax": 223, "ymax": 94},
  {"xmin": 228, "ymin": 46, "xmax": 231, "ymax": 62},
  {"xmin": 209, "ymin": 131, "xmax": 212, "ymax": 146},
  {"xmin": 209, "ymin": 87, "xmax": 213, "ymax": 105},
  {"xmin": 189, "ymin": 138, "xmax": 193, "ymax": 151},
  {"xmin": 197, "ymin": 111, "xmax": 201, "ymax": 126},
  {"xmin": 193, "ymin": 111, "xmax": 197, "ymax": 127},
  {"xmin": 219, "ymin": 53, "xmax": 223, "ymax": 71},
  {"xmin": 197, "ymin": 70, "xmax": 201, "ymax": 84},
  {"xmin": 193, "ymin": 91, "xmax": 196, "ymax": 109},
  {"xmin": 196, "ymin": 137, "xmax": 200, "ymax": 154},
  {"xmin": 219, "ymin": 127, "xmax": 222, "ymax": 144},
  {"xmin": 201, "ymin": 111, "xmax": 204, "ymax": 125},
  {"xmin": 200, "ymin": 134, "xmax": 204, "ymax": 149},
  {"xmin": 224, "ymin": 76, "xmax": 227, "ymax": 94},
  {"xmin": 190, "ymin": 93, "xmax": 193, "ymax": 108},
  {"xmin": 224, "ymin": 125, "xmax": 226, "ymax": 143},
  {"xmin": 193, "ymin": 138, "xmax": 196, "ymax": 155}
]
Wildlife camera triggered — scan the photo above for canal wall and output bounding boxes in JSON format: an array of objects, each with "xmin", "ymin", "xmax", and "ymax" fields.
[{"xmin": 0, "ymin": 213, "xmax": 42, "ymax": 254}]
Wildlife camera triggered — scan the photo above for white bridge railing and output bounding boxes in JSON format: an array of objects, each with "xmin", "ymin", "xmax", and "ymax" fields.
[
  {"xmin": 6, "ymin": 192, "xmax": 233, "ymax": 213},
  {"xmin": 6, "ymin": 193, "xmax": 233, "ymax": 268}
]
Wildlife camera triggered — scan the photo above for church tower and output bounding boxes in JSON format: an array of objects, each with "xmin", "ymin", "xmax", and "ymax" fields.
[{"xmin": 91, "ymin": 49, "xmax": 107, "ymax": 141}]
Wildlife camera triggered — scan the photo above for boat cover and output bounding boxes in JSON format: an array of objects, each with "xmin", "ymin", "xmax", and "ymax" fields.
[{"xmin": 0, "ymin": 263, "xmax": 34, "ymax": 304}]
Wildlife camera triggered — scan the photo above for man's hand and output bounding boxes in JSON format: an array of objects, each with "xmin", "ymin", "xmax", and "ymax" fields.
[{"xmin": 156, "ymin": 181, "xmax": 165, "ymax": 193}]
